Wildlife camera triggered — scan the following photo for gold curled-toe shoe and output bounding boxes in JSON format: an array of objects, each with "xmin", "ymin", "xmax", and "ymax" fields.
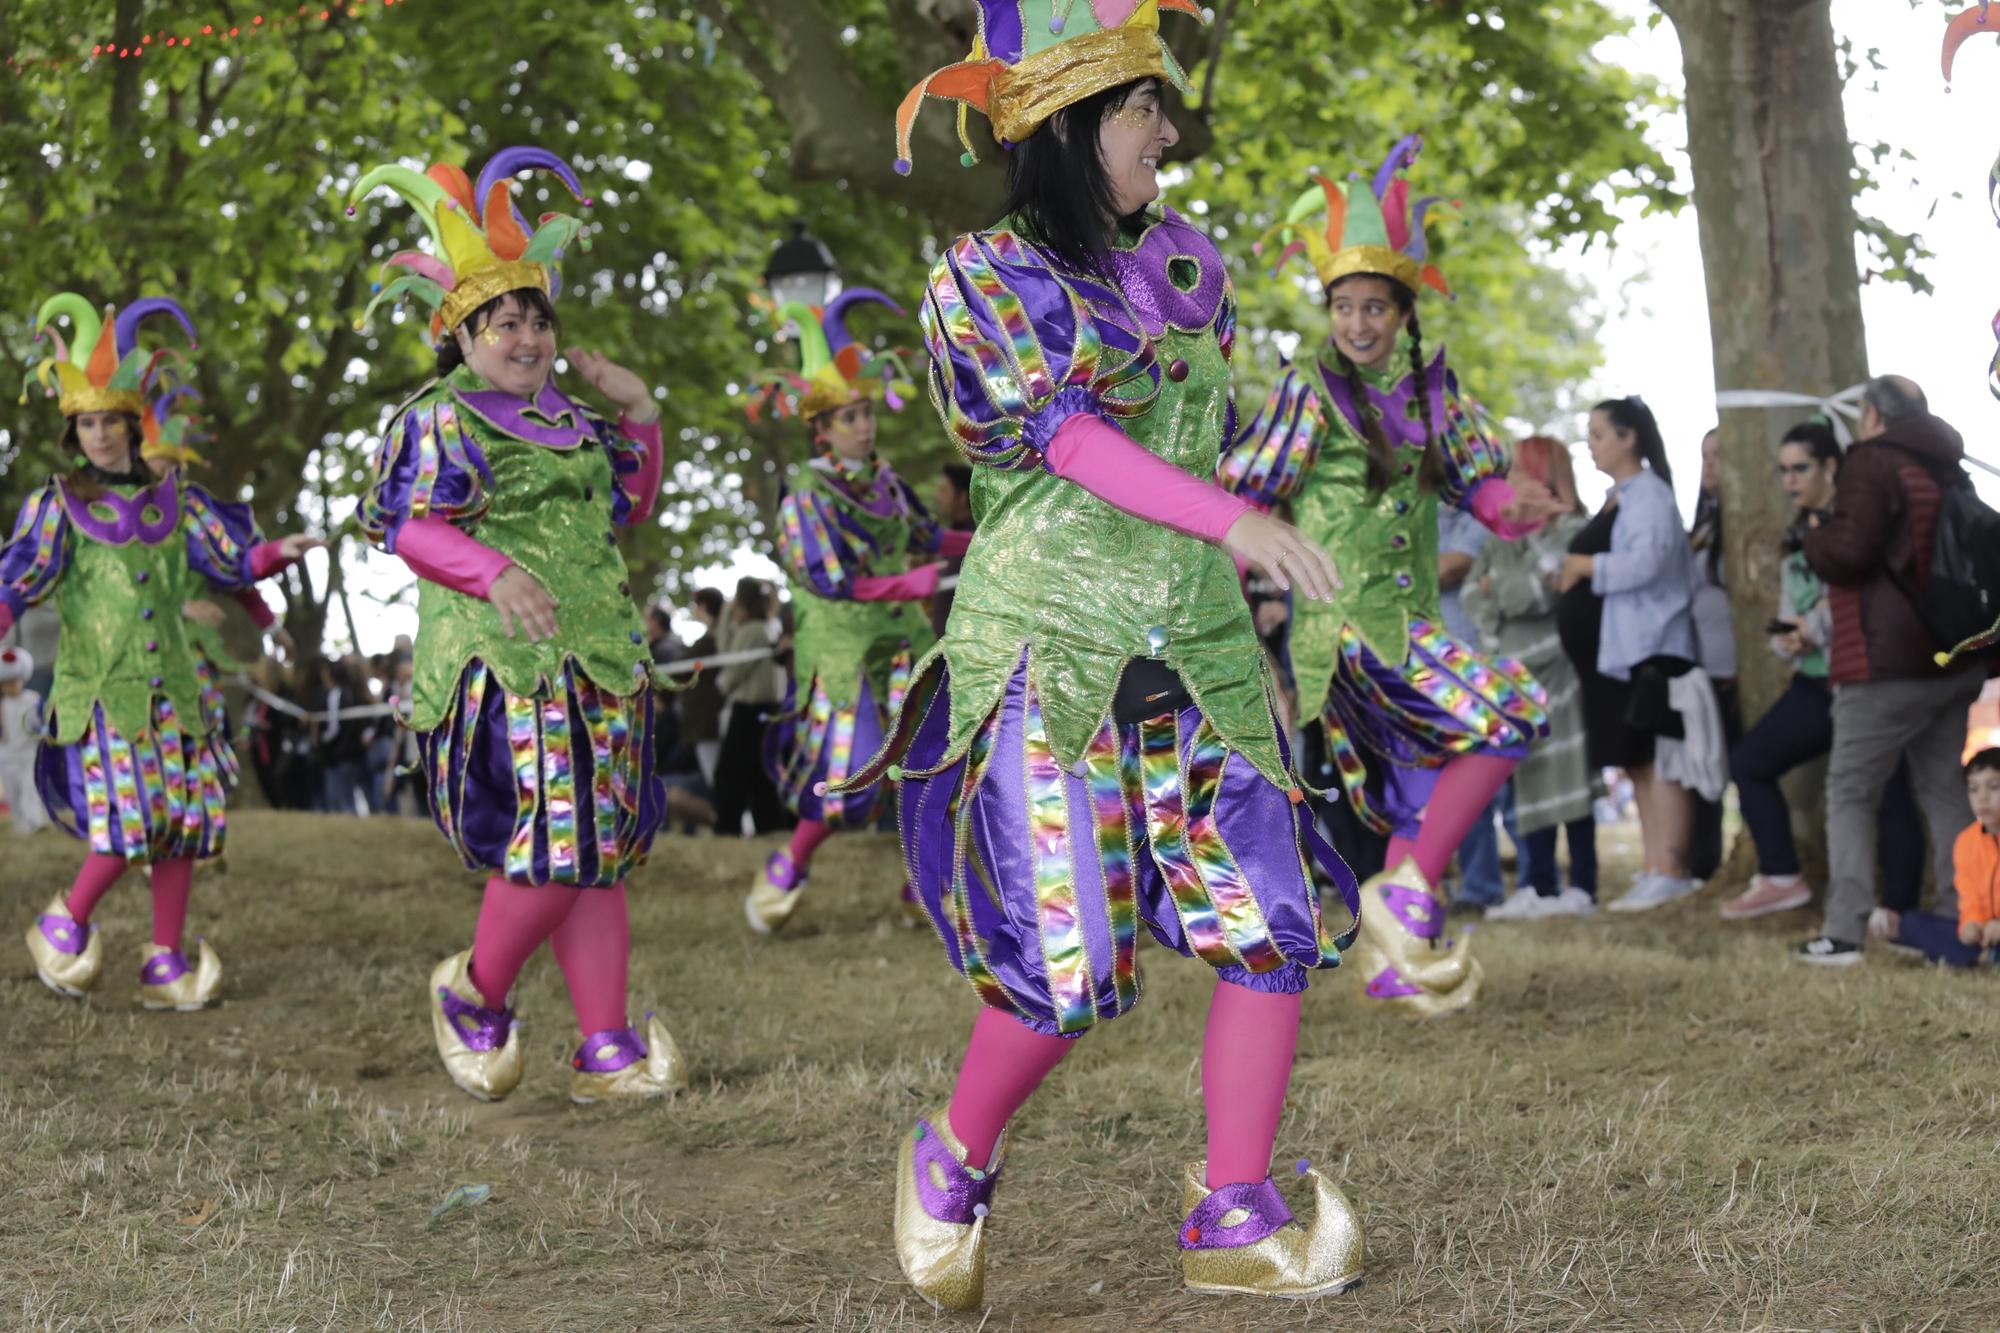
[
  {"xmin": 895, "ymin": 1109, "xmax": 1004, "ymax": 1311},
  {"xmin": 1348, "ymin": 856, "xmax": 1483, "ymax": 1017},
  {"xmin": 138, "ymin": 940, "xmax": 223, "ymax": 1011},
  {"xmin": 428, "ymin": 949, "xmax": 525, "ymax": 1102},
  {"xmin": 744, "ymin": 852, "xmax": 804, "ymax": 935},
  {"xmin": 26, "ymin": 896, "xmax": 103, "ymax": 998},
  {"xmin": 1179, "ymin": 1159, "xmax": 1366, "ymax": 1299},
  {"xmin": 568, "ymin": 1013, "xmax": 690, "ymax": 1104}
]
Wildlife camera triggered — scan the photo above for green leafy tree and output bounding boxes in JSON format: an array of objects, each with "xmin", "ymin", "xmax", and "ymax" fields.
[{"xmin": 0, "ymin": 0, "xmax": 1675, "ymax": 652}]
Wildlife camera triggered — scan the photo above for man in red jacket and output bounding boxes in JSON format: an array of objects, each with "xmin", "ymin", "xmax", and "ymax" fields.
[{"xmin": 1794, "ymin": 375, "xmax": 1986, "ymax": 964}]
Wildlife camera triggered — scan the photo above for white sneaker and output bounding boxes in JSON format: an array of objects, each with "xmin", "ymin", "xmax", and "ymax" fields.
[
  {"xmin": 1484, "ymin": 890, "xmax": 1550, "ymax": 921},
  {"xmin": 1607, "ymin": 874, "xmax": 1699, "ymax": 913},
  {"xmin": 1541, "ymin": 886, "xmax": 1598, "ymax": 917}
]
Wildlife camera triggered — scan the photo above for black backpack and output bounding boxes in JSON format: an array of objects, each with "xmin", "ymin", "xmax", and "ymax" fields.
[{"xmin": 1893, "ymin": 460, "xmax": 2000, "ymax": 661}]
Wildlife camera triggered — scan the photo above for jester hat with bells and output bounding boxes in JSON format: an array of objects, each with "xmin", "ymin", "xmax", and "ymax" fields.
[
  {"xmin": 21, "ymin": 294, "xmax": 198, "ymax": 422},
  {"xmin": 893, "ymin": 0, "xmax": 1205, "ymax": 174},
  {"xmin": 346, "ymin": 147, "xmax": 591, "ymax": 338},
  {"xmin": 1259, "ymin": 134, "xmax": 1459, "ymax": 301},
  {"xmin": 746, "ymin": 290, "xmax": 919, "ymax": 423}
]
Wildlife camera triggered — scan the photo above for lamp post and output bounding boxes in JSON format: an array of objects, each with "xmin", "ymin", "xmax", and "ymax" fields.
[{"xmin": 763, "ymin": 220, "xmax": 839, "ymax": 311}]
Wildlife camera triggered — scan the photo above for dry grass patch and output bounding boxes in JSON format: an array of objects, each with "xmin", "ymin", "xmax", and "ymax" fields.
[{"xmin": 2, "ymin": 812, "xmax": 1996, "ymax": 1330}]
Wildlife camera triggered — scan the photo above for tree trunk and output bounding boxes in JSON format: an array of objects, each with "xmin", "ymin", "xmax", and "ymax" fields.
[{"xmin": 1659, "ymin": 0, "xmax": 1870, "ymax": 874}]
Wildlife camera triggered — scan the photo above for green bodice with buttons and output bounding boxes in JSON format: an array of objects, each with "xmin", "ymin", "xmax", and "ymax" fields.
[
  {"xmin": 788, "ymin": 466, "xmax": 937, "ymax": 710},
  {"xmin": 47, "ymin": 488, "xmax": 204, "ymax": 744},
  {"xmin": 1278, "ymin": 340, "xmax": 1509, "ymax": 700},
  {"xmin": 399, "ymin": 381, "xmax": 652, "ymax": 732},
  {"xmin": 939, "ymin": 319, "xmax": 1285, "ymax": 786}
]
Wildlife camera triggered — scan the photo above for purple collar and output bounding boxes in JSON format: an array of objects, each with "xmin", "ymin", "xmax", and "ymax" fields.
[
  {"xmin": 1316, "ymin": 343, "xmax": 1451, "ymax": 449},
  {"xmin": 1101, "ymin": 209, "xmax": 1228, "ymax": 340},
  {"xmin": 452, "ymin": 376, "xmax": 598, "ymax": 450},
  {"xmin": 57, "ymin": 470, "xmax": 181, "ymax": 547}
]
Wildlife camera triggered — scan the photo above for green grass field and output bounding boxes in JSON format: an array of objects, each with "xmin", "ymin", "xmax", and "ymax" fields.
[{"xmin": 2, "ymin": 811, "xmax": 1995, "ymax": 1331}]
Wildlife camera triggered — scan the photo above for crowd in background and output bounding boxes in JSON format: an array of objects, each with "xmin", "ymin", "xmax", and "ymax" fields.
[{"xmin": 4, "ymin": 395, "xmax": 1994, "ymax": 964}]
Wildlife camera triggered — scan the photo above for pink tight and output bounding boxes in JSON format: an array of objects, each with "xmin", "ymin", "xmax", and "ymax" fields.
[
  {"xmin": 785, "ymin": 819, "xmax": 835, "ymax": 876},
  {"xmin": 1386, "ymin": 752, "xmax": 1517, "ymax": 886},
  {"xmin": 469, "ymin": 876, "xmax": 631, "ymax": 1035},
  {"xmin": 944, "ymin": 978, "xmax": 1301, "ymax": 1188},
  {"xmin": 64, "ymin": 852, "xmax": 197, "ymax": 948}
]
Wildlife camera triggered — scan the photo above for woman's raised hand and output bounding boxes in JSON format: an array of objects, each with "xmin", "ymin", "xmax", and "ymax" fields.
[{"xmin": 566, "ymin": 347, "xmax": 657, "ymax": 423}]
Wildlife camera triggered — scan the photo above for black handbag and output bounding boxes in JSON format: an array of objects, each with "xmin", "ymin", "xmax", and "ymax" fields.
[
  {"xmin": 1112, "ymin": 656, "xmax": 1193, "ymax": 724},
  {"xmin": 1622, "ymin": 657, "xmax": 1687, "ymax": 740}
]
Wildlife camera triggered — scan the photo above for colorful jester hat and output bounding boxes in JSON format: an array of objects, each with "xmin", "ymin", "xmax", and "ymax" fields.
[
  {"xmin": 346, "ymin": 147, "xmax": 591, "ymax": 338},
  {"xmin": 747, "ymin": 289, "xmax": 919, "ymax": 422},
  {"xmin": 893, "ymin": 0, "xmax": 1205, "ymax": 174},
  {"xmin": 139, "ymin": 367, "xmax": 208, "ymax": 468},
  {"xmin": 20, "ymin": 294, "xmax": 197, "ymax": 419},
  {"xmin": 1258, "ymin": 135, "xmax": 1459, "ymax": 300}
]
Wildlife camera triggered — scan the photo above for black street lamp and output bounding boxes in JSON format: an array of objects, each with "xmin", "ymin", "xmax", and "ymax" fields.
[{"xmin": 764, "ymin": 220, "xmax": 839, "ymax": 311}]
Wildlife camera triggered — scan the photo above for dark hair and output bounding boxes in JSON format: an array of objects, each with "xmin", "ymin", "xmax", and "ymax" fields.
[
  {"xmin": 434, "ymin": 287, "xmax": 560, "ymax": 377},
  {"xmin": 732, "ymin": 576, "xmax": 771, "ymax": 622},
  {"xmin": 1000, "ymin": 78, "xmax": 1161, "ymax": 269},
  {"xmin": 1325, "ymin": 274, "xmax": 1446, "ymax": 495},
  {"xmin": 1779, "ymin": 418, "xmax": 1842, "ymax": 465},
  {"xmin": 645, "ymin": 605, "xmax": 672, "ymax": 635},
  {"xmin": 1862, "ymin": 375, "xmax": 1926, "ymax": 425},
  {"xmin": 692, "ymin": 586, "xmax": 725, "ymax": 619},
  {"xmin": 61, "ymin": 412, "xmax": 147, "ymax": 498},
  {"xmin": 942, "ymin": 463, "xmax": 973, "ymax": 495},
  {"xmin": 1967, "ymin": 747, "xmax": 2000, "ymax": 782},
  {"xmin": 1591, "ymin": 397, "xmax": 1673, "ymax": 485}
]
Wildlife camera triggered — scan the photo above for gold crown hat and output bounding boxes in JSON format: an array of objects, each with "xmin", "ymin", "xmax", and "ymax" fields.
[
  {"xmin": 21, "ymin": 295, "xmax": 197, "ymax": 419},
  {"xmin": 746, "ymin": 289, "xmax": 919, "ymax": 421},
  {"xmin": 893, "ymin": 0, "xmax": 1206, "ymax": 174},
  {"xmin": 346, "ymin": 147, "xmax": 591, "ymax": 337},
  {"xmin": 1258, "ymin": 134, "xmax": 1460, "ymax": 298}
]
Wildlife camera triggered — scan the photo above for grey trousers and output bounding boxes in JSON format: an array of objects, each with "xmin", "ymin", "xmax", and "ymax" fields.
[{"xmin": 1821, "ymin": 670, "xmax": 1986, "ymax": 943}]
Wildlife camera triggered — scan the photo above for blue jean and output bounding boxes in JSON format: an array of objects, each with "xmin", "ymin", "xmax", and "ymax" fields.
[
  {"xmin": 1522, "ymin": 817, "xmax": 1599, "ymax": 896},
  {"xmin": 1732, "ymin": 674, "xmax": 1923, "ymax": 908},
  {"xmin": 1455, "ymin": 783, "xmax": 1519, "ymax": 907},
  {"xmin": 320, "ymin": 760, "xmax": 364, "ymax": 816}
]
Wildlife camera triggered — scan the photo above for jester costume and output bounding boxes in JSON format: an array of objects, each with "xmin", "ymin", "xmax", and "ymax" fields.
[
  {"xmin": 1220, "ymin": 139, "xmax": 1549, "ymax": 1015},
  {"xmin": 743, "ymin": 291, "xmax": 966, "ymax": 933},
  {"xmin": 864, "ymin": 0, "xmax": 1366, "ymax": 1308},
  {"xmin": 350, "ymin": 147, "xmax": 685, "ymax": 1104},
  {"xmin": 7, "ymin": 295, "xmax": 305, "ymax": 1010}
]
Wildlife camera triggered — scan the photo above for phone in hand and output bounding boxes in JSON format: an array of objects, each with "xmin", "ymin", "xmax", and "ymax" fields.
[{"xmin": 1765, "ymin": 619, "xmax": 1797, "ymax": 637}]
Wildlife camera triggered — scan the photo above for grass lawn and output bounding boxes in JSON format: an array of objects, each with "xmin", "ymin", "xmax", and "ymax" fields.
[{"xmin": 2, "ymin": 811, "xmax": 1995, "ymax": 1330}]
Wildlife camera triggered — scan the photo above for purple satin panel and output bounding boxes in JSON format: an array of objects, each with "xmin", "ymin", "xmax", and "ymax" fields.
[
  {"xmin": 1379, "ymin": 881, "xmax": 1443, "ymax": 941},
  {"xmin": 37, "ymin": 914, "xmax": 90, "ymax": 955},
  {"xmin": 910, "ymin": 1118, "xmax": 1000, "ymax": 1224},
  {"xmin": 59, "ymin": 473, "xmax": 180, "ymax": 546},
  {"xmin": 455, "ymin": 380, "xmax": 597, "ymax": 450},
  {"xmin": 35, "ymin": 702, "xmax": 227, "ymax": 864},
  {"xmin": 182, "ymin": 482, "xmax": 265, "ymax": 588},
  {"xmin": 413, "ymin": 661, "xmax": 664, "ymax": 887},
  {"xmin": 373, "ymin": 409, "xmax": 492, "ymax": 552},
  {"xmin": 764, "ymin": 671, "xmax": 888, "ymax": 825},
  {"xmin": 1317, "ymin": 345, "xmax": 1450, "ymax": 452},
  {"xmin": 140, "ymin": 950, "xmax": 191, "ymax": 986},
  {"xmin": 977, "ymin": 0, "xmax": 1024, "ymax": 64},
  {"xmin": 1321, "ymin": 633, "xmax": 1535, "ymax": 840},
  {"xmin": 896, "ymin": 664, "xmax": 970, "ymax": 977},
  {"xmin": 437, "ymin": 985, "xmax": 514, "ymax": 1052},
  {"xmin": 1179, "ymin": 1178, "xmax": 1294, "ymax": 1250},
  {"xmin": 897, "ymin": 653, "xmax": 1341, "ymax": 1036},
  {"xmin": 1104, "ymin": 218, "xmax": 1228, "ymax": 340},
  {"xmin": 1366, "ymin": 966, "xmax": 1423, "ymax": 999},
  {"xmin": 572, "ymin": 1026, "xmax": 645, "ymax": 1073}
]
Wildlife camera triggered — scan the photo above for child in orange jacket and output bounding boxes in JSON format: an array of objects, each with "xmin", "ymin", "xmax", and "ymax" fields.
[{"xmin": 1955, "ymin": 748, "xmax": 2000, "ymax": 952}]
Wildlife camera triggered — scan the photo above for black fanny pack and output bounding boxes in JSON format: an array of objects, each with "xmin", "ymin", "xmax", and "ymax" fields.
[{"xmin": 1112, "ymin": 656, "xmax": 1193, "ymax": 724}]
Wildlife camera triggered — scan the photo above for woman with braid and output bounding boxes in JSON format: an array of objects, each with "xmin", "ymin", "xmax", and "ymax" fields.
[{"xmin": 1220, "ymin": 137, "xmax": 1563, "ymax": 1016}]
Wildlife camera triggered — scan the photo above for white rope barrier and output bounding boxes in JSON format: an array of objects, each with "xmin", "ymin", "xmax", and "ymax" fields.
[{"xmin": 1716, "ymin": 384, "xmax": 2000, "ymax": 478}]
